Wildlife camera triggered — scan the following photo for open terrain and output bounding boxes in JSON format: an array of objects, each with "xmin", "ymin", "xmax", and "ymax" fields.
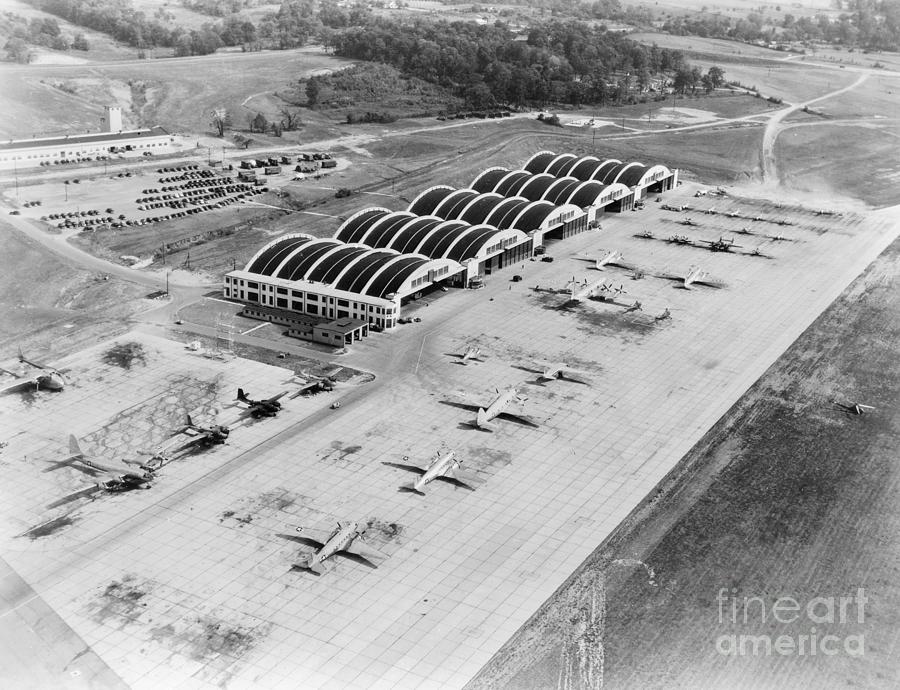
[{"xmin": 471, "ymin": 217, "xmax": 900, "ymax": 690}]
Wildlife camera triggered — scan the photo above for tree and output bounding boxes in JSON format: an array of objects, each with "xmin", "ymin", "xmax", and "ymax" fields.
[
  {"xmin": 250, "ymin": 112, "xmax": 269, "ymax": 133},
  {"xmin": 707, "ymin": 66, "xmax": 725, "ymax": 88},
  {"xmin": 72, "ymin": 33, "xmax": 90, "ymax": 51},
  {"xmin": 279, "ymin": 107, "xmax": 303, "ymax": 130},
  {"xmin": 305, "ymin": 77, "xmax": 320, "ymax": 106},
  {"xmin": 4, "ymin": 38, "xmax": 31, "ymax": 64},
  {"xmin": 210, "ymin": 109, "xmax": 231, "ymax": 137}
]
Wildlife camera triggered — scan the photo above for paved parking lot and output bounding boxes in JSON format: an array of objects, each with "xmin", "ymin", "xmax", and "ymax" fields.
[{"xmin": 1, "ymin": 187, "xmax": 898, "ymax": 689}]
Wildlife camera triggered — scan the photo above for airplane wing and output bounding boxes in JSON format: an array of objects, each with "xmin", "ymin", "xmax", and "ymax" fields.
[
  {"xmin": 381, "ymin": 461, "xmax": 426, "ymax": 475},
  {"xmin": 48, "ymin": 485, "xmax": 102, "ymax": 509},
  {"xmin": 290, "ymin": 381, "xmax": 321, "ymax": 398},
  {"xmin": 561, "ymin": 369, "xmax": 591, "ymax": 385},
  {"xmin": 439, "ymin": 399, "xmax": 481, "ymax": 414},
  {"xmin": 345, "ymin": 539, "xmax": 387, "ymax": 565},
  {"xmin": 0, "ymin": 376, "xmax": 36, "ymax": 395},
  {"xmin": 497, "ymin": 410, "xmax": 540, "ymax": 428},
  {"xmin": 439, "ymin": 468, "xmax": 482, "ymax": 491},
  {"xmin": 295, "ymin": 527, "xmax": 334, "ymax": 547},
  {"xmin": 266, "ymin": 391, "xmax": 288, "ymax": 404}
]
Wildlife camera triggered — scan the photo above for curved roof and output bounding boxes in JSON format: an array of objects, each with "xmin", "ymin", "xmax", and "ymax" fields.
[
  {"xmin": 610, "ymin": 161, "xmax": 646, "ymax": 186},
  {"xmin": 434, "ymin": 189, "xmax": 480, "ymax": 219},
  {"xmin": 408, "ymin": 186, "xmax": 455, "ymax": 215},
  {"xmin": 485, "ymin": 197, "xmax": 532, "ymax": 228},
  {"xmin": 335, "ymin": 208, "xmax": 390, "ymax": 244},
  {"xmin": 518, "ymin": 173, "xmax": 558, "ymax": 202},
  {"xmin": 495, "ymin": 170, "xmax": 532, "ymax": 197},
  {"xmin": 544, "ymin": 177, "xmax": 584, "ymax": 205},
  {"xmin": 245, "ymin": 233, "xmax": 314, "ymax": 274},
  {"xmin": 546, "ymin": 153, "xmax": 578, "ymax": 177},
  {"xmin": 523, "ymin": 151, "xmax": 556, "ymax": 174},
  {"xmin": 459, "ymin": 193, "xmax": 506, "ymax": 225},
  {"xmin": 471, "ymin": 167, "xmax": 510, "ymax": 194},
  {"xmin": 242, "ymin": 235, "xmax": 462, "ymax": 300}
]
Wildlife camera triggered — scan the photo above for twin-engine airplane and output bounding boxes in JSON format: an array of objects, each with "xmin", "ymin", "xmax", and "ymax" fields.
[
  {"xmin": 536, "ymin": 362, "xmax": 591, "ymax": 384},
  {"xmin": 452, "ymin": 344, "xmax": 486, "ymax": 365},
  {"xmin": 236, "ymin": 388, "xmax": 286, "ymax": 418},
  {"xmin": 467, "ymin": 386, "xmax": 539, "ymax": 431},
  {"xmin": 292, "ymin": 521, "xmax": 387, "ymax": 575},
  {"xmin": 0, "ymin": 350, "xmax": 66, "ymax": 395},
  {"xmin": 382, "ymin": 450, "xmax": 482, "ymax": 494}
]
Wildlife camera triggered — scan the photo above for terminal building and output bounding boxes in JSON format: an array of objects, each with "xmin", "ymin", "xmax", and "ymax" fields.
[
  {"xmin": 225, "ymin": 151, "xmax": 679, "ymax": 333},
  {"xmin": 0, "ymin": 106, "xmax": 173, "ymax": 170}
]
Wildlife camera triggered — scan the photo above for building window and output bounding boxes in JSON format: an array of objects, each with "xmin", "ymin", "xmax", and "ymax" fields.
[
  {"xmin": 277, "ymin": 287, "xmax": 287, "ymax": 295},
  {"xmin": 276, "ymin": 297, "xmax": 287, "ymax": 308},
  {"xmin": 307, "ymin": 293, "xmax": 318, "ymax": 301},
  {"xmin": 337, "ymin": 299, "xmax": 349, "ymax": 307},
  {"xmin": 247, "ymin": 281, "xmax": 259, "ymax": 290}
]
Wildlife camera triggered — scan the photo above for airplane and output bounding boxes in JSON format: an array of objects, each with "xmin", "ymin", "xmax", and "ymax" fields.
[
  {"xmin": 452, "ymin": 344, "xmax": 486, "ymax": 365},
  {"xmin": 698, "ymin": 236, "xmax": 742, "ymax": 252},
  {"xmin": 623, "ymin": 300, "xmax": 643, "ymax": 314},
  {"xmin": 776, "ymin": 219, "xmax": 794, "ymax": 226},
  {"xmin": 736, "ymin": 226, "xmax": 754, "ymax": 235},
  {"xmin": 382, "ymin": 450, "xmax": 481, "ymax": 494},
  {"xmin": 288, "ymin": 369, "xmax": 338, "ymax": 398},
  {"xmin": 536, "ymin": 362, "xmax": 591, "ymax": 384},
  {"xmin": 235, "ymin": 388, "xmax": 286, "ymax": 417},
  {"xmin": 46, "ymin": 435, "xmax": 155, "ymax": 477},
  {"xmin": 581, "ymin": 250, "xmax": 624, "ymax": 270},
  {"xmin": 293, "ymin": 521, "xmax": 387, "ymax": 575},
  {"xmin": 704, "ymin": 207, "xmax": 717, "ymax": 215},
  {"xmin": 635, "ymin": 229, "xmax": 654, "ymax": 239},
  {"xmin": 684, "ymin": 266, "xmax": 711, "ymax": 288},
  {"xmin": 46, "ymin": 436, "xmax": 154, "ymax": 508},
  {"xmin": 655, "ymin": 308, "xmax": 672, "ymax": 322},
  {"xmin": 168, "ymin": 414, "xmax": 230, "ymax": 451},
  {"xmin": 678, "ymin": 218, "xmax": 699, "ymax": 226},
  {"xmin": 0, "ymin": 349, "xmax": 66, "ymax": 394},
  {"xmin": 835, "ymin": 401, "xmax": 875, "ymax": 416},
  {"xmin": 667, "ymin": 234, "xmax": 693, "ymax": 245},
  {"xmin": 472, "ymin": 386, "xmax": 538, "ymax": 431},
  {"xmin": 726, "ymin": 209, "xmax": 741, "ymax": 218}
]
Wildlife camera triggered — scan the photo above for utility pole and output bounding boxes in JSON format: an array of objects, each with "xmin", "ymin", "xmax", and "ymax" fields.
[{"xmin": 13, "ymin": 158, "xmax": 18, "ymax": 198}]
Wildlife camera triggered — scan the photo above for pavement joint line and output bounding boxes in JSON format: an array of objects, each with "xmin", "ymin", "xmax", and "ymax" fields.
[
  {"xmin": 0, "ymin": 593, "xmax": 39, "ymax": 620},
  {"xmin": 241, "ymin": 322, "xmax": 269, "ymax": 336}
]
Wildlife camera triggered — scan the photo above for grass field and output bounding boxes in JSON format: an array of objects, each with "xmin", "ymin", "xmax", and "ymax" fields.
[
  {"xmin": 0, "ymin": 48, "xmax": 354, "ymax": 138},
  {"xmin": 776, "ymin": 123, "xmax": 900, "ymax": 207},
  {"xmin": 469, "ymin": 223, "xmax": 900, "ymax": 690}
]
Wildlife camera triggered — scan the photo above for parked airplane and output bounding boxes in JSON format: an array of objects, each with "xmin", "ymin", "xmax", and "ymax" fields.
[
  {"xmin": 289, "ymin": 370, "xmax": 339, "ymax": 398},
  {"xmin": 623, "ymin": 300, "xmax": 643, "ymax": 314},
  {"xmin": 579, "ymin": 250, "xmax": 624, "ymax": 270},
  {"xmin": 835, "ymin": 401, "xmax": 875, "ymax": 416},
  {"xmin": 536, "ymin": 362, "xmax": 591, "ymax": 384},
  {"xmin": 698, "ymin": 236, "xmax": 742, "ymax": 253},
  {"xmin": 236, "ymin": 388, "xmax": 286, "ymax": 417},
  {"xmin": 167, "ymin": 414, "xmax": 230, "ymax": 452},
  {"xmin": 452, "ymin": 344, "xmax": 486, "ymax": 365},
  {"xmin": 472, "ymin": 386, "xmax": 539, "ymax": 431},
  {"xmin": 0, "ymin": 350, "xmax": 66, "ymax": 394},
  {"xmin": 294, "ymin": 521, "xmax": 387, "ymax": 575},
  {"xmin": 684, "ymin": 266, "xmax": 711, "ymax": 288},
  {"xmin": 46, "ymin": 436, "xmax": 153, "ymax": 508},
  {"xmin": 678, "ymin": 218, "xmax": 699, "ymax": 226},
  {"xmin": 382, "ymin": 450, "xmax": 481, "ymax": 494}
]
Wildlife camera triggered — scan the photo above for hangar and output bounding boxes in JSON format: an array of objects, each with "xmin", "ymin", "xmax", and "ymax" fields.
[
  {"xmin": 225, "ymin": 150, "xmax": 680, "ymax": 331},
  {"xmin": 224, "ymin": 233, "xmax": 460, "ymax": 330},
  {"xmin": 335, "ymin": 208, "xmax": 530, "ymax": 282},
  {"xmin": 470, "ymin": 168, "xmax": 631, "ymax": 220},
  {"xmin": 523, "ymin": 151, "xmax": 678, "ymax": 207}
]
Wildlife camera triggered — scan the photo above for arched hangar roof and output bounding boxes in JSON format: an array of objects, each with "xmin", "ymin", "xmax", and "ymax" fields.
[
  {"xmin": 242, "ymin": 234, "xmax": 461, "ymax": 300},
  {"xmin": 525, "ymin": 151, "xmax": 672, "ymax": 188},
  {"xmin": 335, "ymin": 209, "xmax": 527, "ymax": 263}
]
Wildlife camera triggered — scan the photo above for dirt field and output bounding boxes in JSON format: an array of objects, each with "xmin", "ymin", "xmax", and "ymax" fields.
[
  {"xmin": 469, "ymin": 225, "xmax": 900, "ymax": 690},
  {"xmin": 776, "ymin": 124, "xmax": 900, "ymax": 207},
  {"xmin": 0, "ymin": 223, "xmax": 145, "ymax": 359},
  {"xmin": 0, "ymin": 48, "xmax": 354, "ymax": 138}
]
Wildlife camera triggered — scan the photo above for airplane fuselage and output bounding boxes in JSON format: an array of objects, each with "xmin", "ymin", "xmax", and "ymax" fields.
[
  {"xmin": 415, "ymin": 452, "xmax": 459, "ymax": 492},
  {"xmin": 313, "ymin": 523, "xmax": 364, "ymax": 564}
]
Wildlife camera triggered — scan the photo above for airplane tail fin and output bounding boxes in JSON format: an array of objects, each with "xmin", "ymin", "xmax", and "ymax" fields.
[
  {"xmin": 400, "ymin": 482, "xmax": 426, "ymax": 496},
  {"xmin": 236, "ymin": 388, "xmax": 248, "ymax": 402},
  {"xmin": 186, "ymin": 414, "xmax": 195, "ymax": 428},
  {"xmin": 68, "ymin": 434, "xmax": 84, "ymax": 458},
  {"xmin": 475, "ymin": 408, "xmax": 495, "ymax": 431},
  {"xmin": 306, "ymin": 555, "xmax": 329, "ymax": 575}
]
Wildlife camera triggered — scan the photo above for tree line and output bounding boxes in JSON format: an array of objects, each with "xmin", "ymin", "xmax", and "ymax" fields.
[
  {"xmin": 662, "ymin": 0, "xmax": 900, "ymax": 51},
  {"xmin": 326, "ymin": 17, "xmax": 705, "ymax": 109},
  {"xmin": 2, "ymin": 12, "xmax": 88, "ymax": 62}
]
